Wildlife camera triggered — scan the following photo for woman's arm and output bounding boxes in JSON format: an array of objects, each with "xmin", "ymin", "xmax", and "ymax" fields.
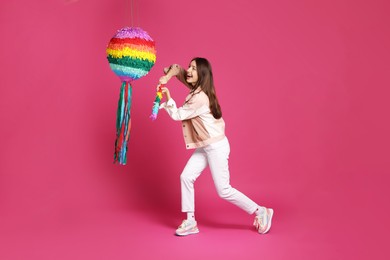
[
  {"xmin": 160, "ymin": 89, "xmax": 209, "ymax": 121},
  {"xmin": 163, "ymin": 64, "xmax": 192, "ymax": 89}
]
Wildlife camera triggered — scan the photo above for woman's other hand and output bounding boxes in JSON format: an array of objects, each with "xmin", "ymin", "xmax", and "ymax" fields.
[{"xmin": 160, "ymin": 86, "xmax": 171, "ymax": 100}]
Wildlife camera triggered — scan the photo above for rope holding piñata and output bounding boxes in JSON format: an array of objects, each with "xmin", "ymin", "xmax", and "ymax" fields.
[{"xmin": 106, "ymin": 27, "xmax": 156, "ymax": 165}]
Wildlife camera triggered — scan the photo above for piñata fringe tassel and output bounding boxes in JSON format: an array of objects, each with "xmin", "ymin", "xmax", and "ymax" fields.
[
  {"xmin": 114, "ymin": 82, "xmax": 132, "ymax": 165},
  {"xmin": 150, "ymin": 84, "xmax": 164, "ymax": 121}
]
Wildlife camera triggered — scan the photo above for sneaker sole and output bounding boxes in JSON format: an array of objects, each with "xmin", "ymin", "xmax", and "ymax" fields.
[
  {"xmin": 175, "ymin": 228, "xmax": 199, "ymax": 236},
  {"xmin": 263, "ymin": 208, "xmax": 274, "ymax": 234}
]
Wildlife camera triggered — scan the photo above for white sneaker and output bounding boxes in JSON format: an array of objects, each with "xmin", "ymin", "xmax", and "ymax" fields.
[
  {"xmin": 175, "ymin": 219, "xmax": 199, "ymax": 236},
  {"xmin": 253, "ymin": 208, "xmax": 274, "ymax": 234}
]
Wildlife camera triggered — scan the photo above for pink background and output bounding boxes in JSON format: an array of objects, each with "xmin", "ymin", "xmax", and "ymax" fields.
[{"xmin": 1, "ymin": 0, "xmax": 389, "ymax": 259}]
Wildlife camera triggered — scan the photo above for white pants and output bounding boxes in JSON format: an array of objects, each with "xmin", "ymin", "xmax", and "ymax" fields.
[{"xmin": 181, "ymin": 137, "xmax": 259, "ymax": 215}]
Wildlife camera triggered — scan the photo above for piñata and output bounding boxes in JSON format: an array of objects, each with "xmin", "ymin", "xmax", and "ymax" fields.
[{"xmin": 106, "ymin": 27, "xmax": 156, "ymax": 165}]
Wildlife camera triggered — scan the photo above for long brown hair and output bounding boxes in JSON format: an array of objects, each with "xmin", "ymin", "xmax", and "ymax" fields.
[{"xmin": 191, "ymin": 57, "xmax": 222, "ymax": 119}]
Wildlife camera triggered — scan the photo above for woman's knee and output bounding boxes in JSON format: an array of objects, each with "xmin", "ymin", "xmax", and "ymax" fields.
[
  {"xmin": 216, "ymin": 186, "xmax": 234, "ymax": 199},
  {"xmin": 180, "ymin": 172, "xmax": 194, "ymax": 183}
]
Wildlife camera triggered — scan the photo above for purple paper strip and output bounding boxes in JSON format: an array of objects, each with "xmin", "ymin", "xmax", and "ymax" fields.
[{"xmin": 114, "ymin": 27, "xmax": 153, "ymax": 41}]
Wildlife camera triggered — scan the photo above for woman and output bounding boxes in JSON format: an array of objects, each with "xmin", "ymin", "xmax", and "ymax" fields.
[{"xmin": 159, "ymin": 57, "xmax": 273, "ymax": 236}]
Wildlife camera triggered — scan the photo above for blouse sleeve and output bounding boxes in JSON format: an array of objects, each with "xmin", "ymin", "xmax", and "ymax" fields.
[{"xmin": 160, "ymin": 93, "xmax": 209, "ymax": 121}]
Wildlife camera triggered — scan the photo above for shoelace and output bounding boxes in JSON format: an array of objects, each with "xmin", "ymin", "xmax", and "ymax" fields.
[{"xmin": 179, "ymin": 220, "xmax": 192, "ymax": 229}]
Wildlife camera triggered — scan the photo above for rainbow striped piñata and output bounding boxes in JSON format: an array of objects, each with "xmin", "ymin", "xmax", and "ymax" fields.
[{"xmin": 106, "ymin": 27, "xmax": 156, "ymax": 165}]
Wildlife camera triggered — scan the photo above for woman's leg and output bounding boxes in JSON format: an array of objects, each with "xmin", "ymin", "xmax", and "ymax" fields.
[
  {"xmin": 205, "ymin": 138, "xmax": 259, "ymax": 214},
  {"xmin": 181, "ymin": 148, "xmax": 208, "ymax": 213}
]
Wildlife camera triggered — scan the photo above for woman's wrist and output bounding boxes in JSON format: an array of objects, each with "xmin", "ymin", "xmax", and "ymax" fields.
[
  {"xmin": 164, "ymin": 74, "xmax": 173, "ymax": 81},
  {"xmin": 165, "ymin": 92, "xmax": 171, "ymax": 100}
]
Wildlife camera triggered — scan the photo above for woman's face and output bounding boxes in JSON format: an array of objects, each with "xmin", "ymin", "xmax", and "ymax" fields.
[{"xmin": 186, "ymin": 60, "xmax": 199, "ymax": 86}]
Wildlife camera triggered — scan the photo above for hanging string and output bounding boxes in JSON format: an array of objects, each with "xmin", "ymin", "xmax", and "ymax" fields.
[
  {"xmin": 135, "ymin": 0, "xmax": 139, "ymax": 27},
  {"xmin": 129, "ymin": 0, "xmax": 139, "ymax": 27},
  {"xmin": 135, "ymin": 2, "xmax": 141, "ymax": 27},
  {"xmin": 130, "ymin": 0, "xmax": 134, "ymax": 27}
]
